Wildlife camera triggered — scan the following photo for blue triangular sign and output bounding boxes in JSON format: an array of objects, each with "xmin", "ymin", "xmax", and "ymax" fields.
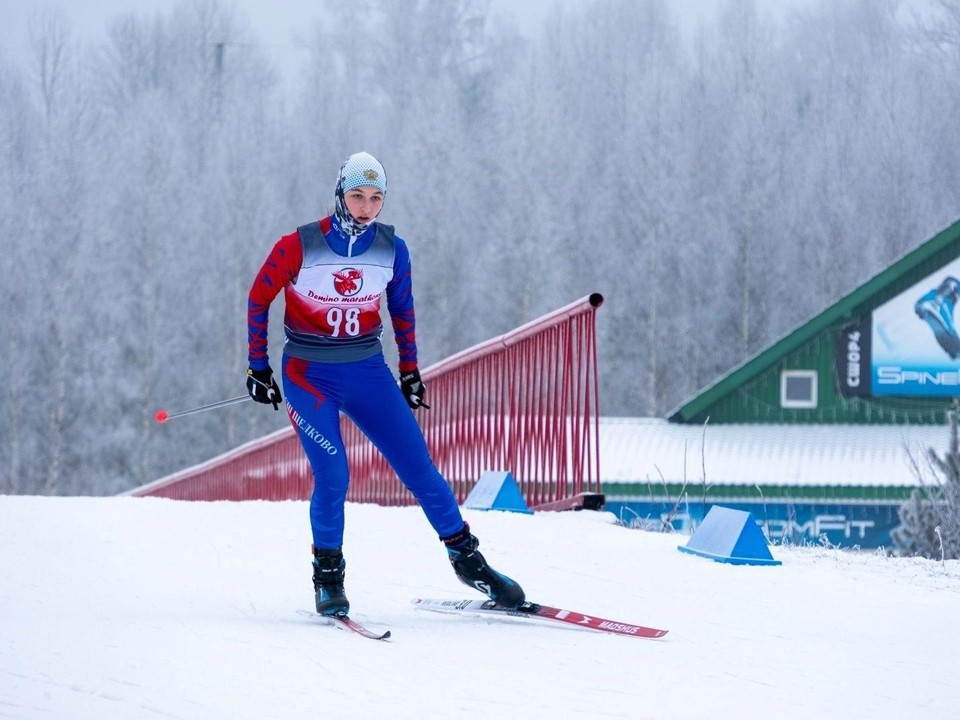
[
  {"xmin": 678, "ymin": 505, "xmax": 781, "ymax": 566},
  {"xmin": 463, "ymin": 471, "xmax": 533, "ymax": 514}
]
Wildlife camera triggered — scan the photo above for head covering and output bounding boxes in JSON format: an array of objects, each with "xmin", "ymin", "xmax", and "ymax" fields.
[
  {"xmin": 338, "ymin": 151, "xmax": 387, "ymax": 194},
  {"xmin": 334, "ymin": 151, "xmax": 386, "ymax": 237}
]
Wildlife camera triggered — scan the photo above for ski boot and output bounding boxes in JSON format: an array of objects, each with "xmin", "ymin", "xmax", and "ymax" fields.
[
  {"xmin": 443, "ymin": 524, "xmax": 525, "ymax": 609},
  {"xmin": 312, "ymin": 546, "xmax": 349, "ymax": 616},
  {"xmin": 915, "ymin": 278, "xmax": 960, "ymax": 358}
]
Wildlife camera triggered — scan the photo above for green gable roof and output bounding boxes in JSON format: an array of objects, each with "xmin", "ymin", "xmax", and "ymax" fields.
[{"xmin": 669, "ymin": 218, "xmax": 960, "ymax": 423}]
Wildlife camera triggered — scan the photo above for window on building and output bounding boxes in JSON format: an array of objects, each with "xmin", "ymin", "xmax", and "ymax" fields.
[{"xmin": 781, "ymin": 370, "xmax": 818, "ymax": 409}]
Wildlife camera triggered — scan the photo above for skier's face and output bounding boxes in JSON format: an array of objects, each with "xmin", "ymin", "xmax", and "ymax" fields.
[{"xmin": 343, "ymin": 186, "xmax": 384, "ymax": 224}]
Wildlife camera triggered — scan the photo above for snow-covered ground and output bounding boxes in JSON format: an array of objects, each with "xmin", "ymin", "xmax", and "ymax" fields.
[{"xmin": 1, "ymin": 496, "xmax": 958, "ymax": 720}]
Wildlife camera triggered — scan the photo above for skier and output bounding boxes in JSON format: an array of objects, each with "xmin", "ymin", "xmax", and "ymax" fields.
[{"xmin": 245, "ymin": 151, "xmax": 525, "ymax": 616}]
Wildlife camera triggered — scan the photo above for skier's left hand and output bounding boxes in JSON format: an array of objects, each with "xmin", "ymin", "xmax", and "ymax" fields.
[{"xmin": 400, "ymin": 369, "xmax": 430, "ymax": 410}]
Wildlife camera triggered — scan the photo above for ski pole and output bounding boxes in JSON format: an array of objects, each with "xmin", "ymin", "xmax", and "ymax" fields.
[{"xmin": 154, "ymin": 395, "xmax": 250, "ymax": 424}]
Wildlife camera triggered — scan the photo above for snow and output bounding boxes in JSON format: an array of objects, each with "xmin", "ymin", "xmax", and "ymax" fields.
[{"xmin": 1, "ymin": 496, "xmax": 958, "ymax": 719}]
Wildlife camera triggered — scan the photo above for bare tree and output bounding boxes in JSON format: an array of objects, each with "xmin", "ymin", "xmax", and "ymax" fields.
[
  {"xmin": 27, "ymin": 6, "xmax": 70, "ymax": 126},
  {"xmin": 6, "ymin": 0, "xmax": 960, "ymax": 494},
  {"xmin": 0, "ymin": 63, "xmax": 36, "ymax": 493}
]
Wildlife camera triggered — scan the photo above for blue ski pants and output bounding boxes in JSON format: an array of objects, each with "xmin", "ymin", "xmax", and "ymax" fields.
[{"xmin": 282, "ymin": 353, "xmax": 465, "ymax": 549}]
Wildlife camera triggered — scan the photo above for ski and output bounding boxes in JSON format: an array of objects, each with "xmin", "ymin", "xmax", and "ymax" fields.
[
  {"xmin": 411, "ymin": 598, "xmax": 668, "ymax": 640},
  {"xmin": 297, "ymin": 609, "xmax": 391, "ymax": 640}
]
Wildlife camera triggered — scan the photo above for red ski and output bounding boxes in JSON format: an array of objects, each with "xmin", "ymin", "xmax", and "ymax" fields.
[
  {"xmin": 297, "ymin": 609, "xmax": 391, "ymax": 640},
  {"xmin": 411, "ymin": 598, "xmax": 667, "ymax": 640}
]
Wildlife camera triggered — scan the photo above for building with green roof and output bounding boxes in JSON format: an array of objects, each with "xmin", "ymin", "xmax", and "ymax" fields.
[
  {"xmin": 603, "ymin": 218, "xmax": 960, "ymax": 548},
  {"xmin": 670, "ymin": 217, "xmax": 960, "ymax": 427}
]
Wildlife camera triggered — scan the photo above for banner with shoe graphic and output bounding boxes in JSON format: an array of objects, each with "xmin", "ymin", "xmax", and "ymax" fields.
[{"xmin": 839, "ymin": 256, "xmax": 960, "ymax": 397}]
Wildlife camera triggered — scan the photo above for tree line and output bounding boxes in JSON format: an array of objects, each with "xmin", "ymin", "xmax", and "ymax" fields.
[{"xmin": 2, "ymin": 0, "xmax": 960, "ymax": 495}]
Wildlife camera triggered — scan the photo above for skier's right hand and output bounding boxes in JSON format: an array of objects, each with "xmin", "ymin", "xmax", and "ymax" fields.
[
  {"xmin": 246, "ymin": 366, "xmax": 282, "ymax": 410},
  {"xmin": 400, "ymin": 368, "xmax": 430, "ymax": 410}
]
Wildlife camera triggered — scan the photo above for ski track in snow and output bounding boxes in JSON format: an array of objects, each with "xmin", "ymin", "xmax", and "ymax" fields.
[{"xmin": 1, "ymin": 496, "xmax": 959, "ymax": 719}]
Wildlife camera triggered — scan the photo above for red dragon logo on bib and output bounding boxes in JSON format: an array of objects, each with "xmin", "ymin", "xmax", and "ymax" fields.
[{"xmin": 332, "ymin": 268, "xmax": 363, "ymax": 296}]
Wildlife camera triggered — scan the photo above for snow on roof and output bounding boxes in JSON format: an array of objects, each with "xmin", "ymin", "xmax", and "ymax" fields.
[{"xmin": 599, "ymin": 417, "xmax": 952, "ymax": 488}]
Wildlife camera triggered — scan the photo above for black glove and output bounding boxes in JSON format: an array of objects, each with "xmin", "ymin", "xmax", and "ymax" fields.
[
  {"xmin": 400, "ymin": 369, "xmax": 430, "ymax": 410},
  {"xmin": 246, "ymin": 366, "xmax": 282, "ymax": 410}
]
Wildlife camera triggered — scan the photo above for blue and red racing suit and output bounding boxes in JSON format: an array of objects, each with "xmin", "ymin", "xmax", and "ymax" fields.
[{"xmin": 247, "ymin": 215, "xmax": 464, "ymax": 549}]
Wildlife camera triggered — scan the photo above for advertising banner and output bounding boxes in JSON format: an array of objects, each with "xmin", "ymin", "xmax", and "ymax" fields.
[
  {"xmin": 836, "ymin": 258, "xmax": 960, "ymax": 397},
  {"xmin": 871, "ymin": 258, "xmax": 960, "ymax": 397},
  {"xmin": 605, "ymin": 500, "xmax": 902, "ymax": 549},
  {"xmin": 836, "ymin": 317, "xmax": 872, "ymax": 396}
]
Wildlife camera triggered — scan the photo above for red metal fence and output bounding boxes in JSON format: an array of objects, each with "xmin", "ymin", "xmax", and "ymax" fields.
[{"xmin": 129, "ymin": 294, "xmax": 604, "ymax": 508}]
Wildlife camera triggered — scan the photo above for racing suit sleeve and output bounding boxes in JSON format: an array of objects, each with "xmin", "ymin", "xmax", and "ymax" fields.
[
  {"xmin": 386, "ymin": 237, "xmax": 419, "ymax": 374},
  {"xmin": 247, "ymin": 231, "xmax": 302, "ymax": 370}
]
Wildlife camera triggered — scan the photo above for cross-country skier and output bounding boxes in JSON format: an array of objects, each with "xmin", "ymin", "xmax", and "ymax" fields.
[{"xmin": 245, "ymin": 151, "xmax": 525, "ymax": 616}]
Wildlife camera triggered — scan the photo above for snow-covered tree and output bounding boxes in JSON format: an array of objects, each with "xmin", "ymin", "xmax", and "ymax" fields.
[
  {"xmin": 893, "ymin": 408, "xmax": 960, "ymax": 560},
  {"xmin": 4, "ymin": 0, "xmax": 960, "ymax": 494}
]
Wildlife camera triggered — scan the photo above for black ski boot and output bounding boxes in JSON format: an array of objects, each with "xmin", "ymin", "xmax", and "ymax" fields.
[
  {"xmin": 443, "ymin": 524, "xmax": 525, "ymax": 609},
  {"xmin": 312, "ymin": 546, "xmax": 349, "ymax": 616}
]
